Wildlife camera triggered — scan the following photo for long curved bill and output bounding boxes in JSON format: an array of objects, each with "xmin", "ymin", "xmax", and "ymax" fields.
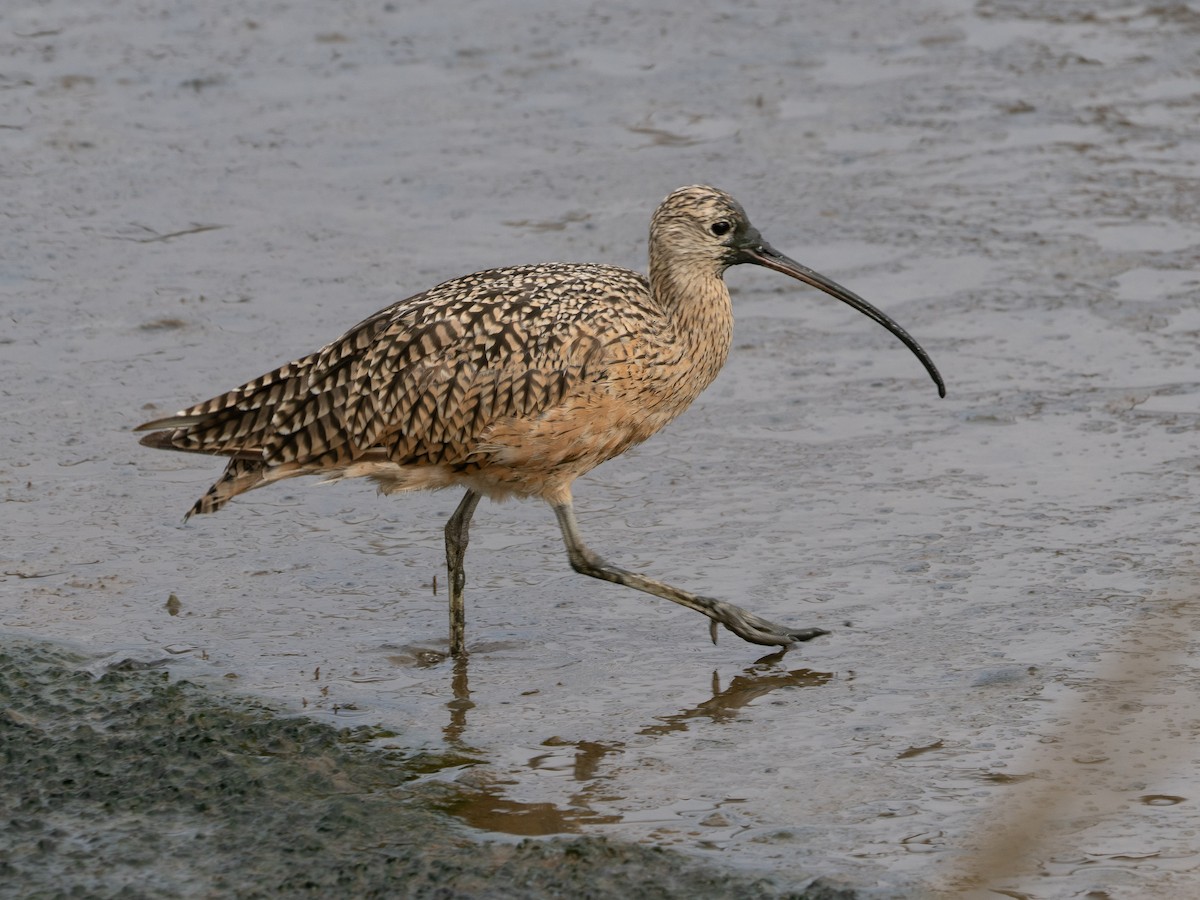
[{"xmin": 742, "ymin": 242, "xmax": 946, "ymax": 398}]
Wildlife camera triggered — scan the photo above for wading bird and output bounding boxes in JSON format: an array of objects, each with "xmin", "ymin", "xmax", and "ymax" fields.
[{"xmin": 137, "ymin": 185, "xmax": 944, "ymax": 657}]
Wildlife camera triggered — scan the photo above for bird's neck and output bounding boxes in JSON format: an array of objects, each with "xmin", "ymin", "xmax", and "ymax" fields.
[{"xmin": 649, "ymin": 259, "xmax": 734, "ymax": 390}]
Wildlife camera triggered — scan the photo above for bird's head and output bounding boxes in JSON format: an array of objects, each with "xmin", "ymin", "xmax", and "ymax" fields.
[{"xmin": 650, "ymin": 185, "xmax": 946, "ymax": 399}]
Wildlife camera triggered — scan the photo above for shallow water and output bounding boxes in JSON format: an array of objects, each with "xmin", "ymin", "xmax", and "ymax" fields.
[
  {"xmin": 2, "ymin": 639, "xmax": 819, "ymax": 900},
  {"xmin": 3, "ymin": 0, "xmax": 1199, "ymax": 896}
]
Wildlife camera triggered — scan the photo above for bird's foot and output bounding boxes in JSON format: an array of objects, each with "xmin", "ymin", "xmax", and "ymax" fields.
[{"xmin": 703, "ymin": 598, "xmax": 830, "ymax": 650}]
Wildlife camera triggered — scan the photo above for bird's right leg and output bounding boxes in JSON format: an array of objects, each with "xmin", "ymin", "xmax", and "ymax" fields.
[
  {"xmin": 552, "ymin": 502, "xmax": 829, "ymax": 651},
  {"xmin": 445, "ymin": 489, "xmax": 481, "ymax": 658}
]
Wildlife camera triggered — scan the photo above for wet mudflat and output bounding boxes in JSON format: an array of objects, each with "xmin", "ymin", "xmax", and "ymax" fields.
[
  {"xmin": 3, "ymin": 0, "xmax": 1199, "ymax": 897},
  {"xmin": 0, "ymin": 638, "xmax": 844, "ymax": 899}
]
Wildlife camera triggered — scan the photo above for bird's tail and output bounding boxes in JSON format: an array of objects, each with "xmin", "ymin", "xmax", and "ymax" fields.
[
  {"xmin": 134, "ymin": 350, "xmax": 324, "ymax": 452},
  {"xmin": 136, "ymin": 352, "xmax": 338, "ymax": 516}
]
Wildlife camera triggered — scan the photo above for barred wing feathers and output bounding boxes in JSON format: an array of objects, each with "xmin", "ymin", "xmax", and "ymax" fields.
[{"xmin": 135, "ymin": 264, "xmax": 654, "ymax": 516}]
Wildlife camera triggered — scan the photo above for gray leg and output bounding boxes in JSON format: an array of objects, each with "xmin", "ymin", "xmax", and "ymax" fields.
[
  {"xmin": 553, "ymin": 502, "xmax": 828, "ymax": 650},
  {"xmin": 445, "ymin": 489, "xmax": 481, "ymax": 657}
]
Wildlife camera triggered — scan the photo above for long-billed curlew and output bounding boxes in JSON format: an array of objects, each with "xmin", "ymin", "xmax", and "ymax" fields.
[{"xmin": 136, "ymin": 185, "xmax": 945, "ymax": 657}]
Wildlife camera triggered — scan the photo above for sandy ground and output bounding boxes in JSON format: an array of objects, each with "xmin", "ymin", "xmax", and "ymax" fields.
[{"xmin": 3, "ymin": 0, "xmax": 1200, "ymax": 896}]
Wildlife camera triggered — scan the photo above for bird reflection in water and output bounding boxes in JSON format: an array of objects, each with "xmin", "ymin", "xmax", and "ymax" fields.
[{"xmin": 421, "ymin": 652, "xmax": 833, "ymax": 836}]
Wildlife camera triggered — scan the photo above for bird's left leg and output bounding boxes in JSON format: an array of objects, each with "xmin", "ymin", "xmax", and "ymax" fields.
[
  {"xmin": 444, "ymin": 489, "xmax": 482, "ymax": 657},
  {"xmin": 552, "ymin": 501, "xmax": 829, "ymax": 650}
]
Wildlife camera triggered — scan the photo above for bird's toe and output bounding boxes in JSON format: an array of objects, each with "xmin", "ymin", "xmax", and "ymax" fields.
[
  {"xmin": 786, "ymin": 626, "xmax": 831, "ymax": 643},
  {"xmin": 709, "ymin": 601, "xmax": 828, "ymax": 650}
]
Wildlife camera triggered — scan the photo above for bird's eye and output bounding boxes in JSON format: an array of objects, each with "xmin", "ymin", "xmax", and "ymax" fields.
[{"xmin": 710, "ymin": 220, "xmax": 731, "ymax": 237}]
